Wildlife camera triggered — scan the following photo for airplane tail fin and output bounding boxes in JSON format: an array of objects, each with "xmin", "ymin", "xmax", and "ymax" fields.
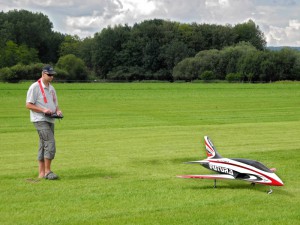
[{"xmin": 204, "ymin": 136, "xmax": 222, "ymax": 159}]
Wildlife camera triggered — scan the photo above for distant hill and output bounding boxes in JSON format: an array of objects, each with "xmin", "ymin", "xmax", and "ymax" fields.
[{"xmin": 267, "ymin": 46, "xmax": 300, "ymax": 51}]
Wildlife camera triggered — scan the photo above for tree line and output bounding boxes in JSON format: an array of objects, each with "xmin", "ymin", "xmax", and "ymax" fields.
[
  {"xmin": 174, "ymin": 42, "xmax": 300, "ymax": 82},
  {"xmin": 0, "ymin": 9, "xmax": 299, "ymax": 82}
]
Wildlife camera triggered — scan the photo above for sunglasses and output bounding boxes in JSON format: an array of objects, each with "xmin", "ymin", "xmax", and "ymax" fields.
[{"xmin": 44, "ymin": 73, "xmax": 54, "ymax": 77}]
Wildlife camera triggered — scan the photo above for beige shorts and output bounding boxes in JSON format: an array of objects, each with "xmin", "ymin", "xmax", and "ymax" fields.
[{"xmin": 34, "ymin": 121, "xmax": 56, "ymax": 160}]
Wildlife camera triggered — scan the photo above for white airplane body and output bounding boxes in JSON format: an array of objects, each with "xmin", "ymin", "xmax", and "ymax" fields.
[{"xmin": 177, "ymin": 136, "xmax": 284, "ymax": 193}]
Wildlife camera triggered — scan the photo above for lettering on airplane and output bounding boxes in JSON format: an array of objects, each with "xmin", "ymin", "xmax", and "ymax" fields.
[{"xmin": 209, "ymin": 164, "xmax": 234, "ymax": 175}]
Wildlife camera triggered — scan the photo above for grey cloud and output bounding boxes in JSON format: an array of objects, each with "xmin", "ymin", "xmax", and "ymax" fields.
[{"xmin": 1, "ymin": 0, "xmax": 300, "ymax": 46}]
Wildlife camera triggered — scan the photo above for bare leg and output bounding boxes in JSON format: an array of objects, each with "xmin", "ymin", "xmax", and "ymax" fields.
[
  {"xmin": 38, "ymin": 160, "xmax": 45, "ymax": 178},
  {"xmin": 44, "ymin": 158, "xmax": 52, "ymax": 175}
]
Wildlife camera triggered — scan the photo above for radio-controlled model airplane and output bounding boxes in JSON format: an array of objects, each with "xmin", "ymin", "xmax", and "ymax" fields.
[{"xmin": 177, "ymin": 136, "xmax": 284, "ymax": 194}]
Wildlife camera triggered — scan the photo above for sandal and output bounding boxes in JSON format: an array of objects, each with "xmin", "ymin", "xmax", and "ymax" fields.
[{"xmin": 45, "ymin": 171, "xmax": 59, "ymax": 180}]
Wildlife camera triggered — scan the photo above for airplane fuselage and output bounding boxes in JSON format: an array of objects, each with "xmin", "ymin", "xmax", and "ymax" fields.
[{"xmin": 198, "ymin": 158, "xmax": 284, "ymax": 186}]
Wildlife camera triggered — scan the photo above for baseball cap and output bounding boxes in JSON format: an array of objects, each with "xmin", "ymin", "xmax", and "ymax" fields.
[{"xmin": 42, "ymin": 65, "xmax": 56, "ymax": 74}]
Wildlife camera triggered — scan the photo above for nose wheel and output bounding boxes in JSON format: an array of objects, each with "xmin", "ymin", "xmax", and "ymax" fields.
[
  {"xmin": 251, "ymin": 183, "xmax": 273, "ymax": 194},
  {"xmin": 267, "ymin": 188, "xmax": 273, "ymax": 194}
]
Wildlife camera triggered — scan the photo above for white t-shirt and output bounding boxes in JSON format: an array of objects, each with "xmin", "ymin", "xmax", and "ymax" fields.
[{"xmin": 26, "ymin": 80, "xmax": 58, "ymax": 123}]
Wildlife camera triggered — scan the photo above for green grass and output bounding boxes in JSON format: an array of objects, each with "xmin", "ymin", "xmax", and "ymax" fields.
[{"xmin": 0, "ymin": 82, "xmax": 300, "ymax": 225}]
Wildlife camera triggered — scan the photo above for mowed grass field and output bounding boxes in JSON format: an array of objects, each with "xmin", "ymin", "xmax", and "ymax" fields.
[{"xmin": 0, "ymin": 82, "xmax": 299, "ymax": 225}]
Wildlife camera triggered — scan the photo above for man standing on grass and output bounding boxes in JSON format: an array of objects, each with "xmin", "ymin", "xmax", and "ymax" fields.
[{"xmin": 26, "ymin": 65, "xmax": 63, "ymax": 180}]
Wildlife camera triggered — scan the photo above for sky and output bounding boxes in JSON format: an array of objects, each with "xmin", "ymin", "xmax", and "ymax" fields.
[{"xmin": 1, "ymin": 0, "xmax": 300, "ymax": 46}]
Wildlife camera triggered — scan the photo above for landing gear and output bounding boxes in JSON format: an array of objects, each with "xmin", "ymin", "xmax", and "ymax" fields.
[
  {"xmin": 213, "ymin": 179, "xmax": 217, "ymax": 188},
  {"xmin": 251, "ymin": 183, "xmax": 273, "ymax": 194},
  {"xmin": 267, "ymin": 187, "xmax": 273, "ymax": 194}
]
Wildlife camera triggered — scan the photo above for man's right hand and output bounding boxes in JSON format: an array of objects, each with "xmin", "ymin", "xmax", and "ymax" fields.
[{"xmin": 43, "ymin": 109, "xmax": 53, "ymax": 115}]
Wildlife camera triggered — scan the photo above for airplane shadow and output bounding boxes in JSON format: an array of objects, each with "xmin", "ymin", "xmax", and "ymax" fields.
[{"xmin": 183, "ymin": 182, "xmax": 293, "ymax": 196}]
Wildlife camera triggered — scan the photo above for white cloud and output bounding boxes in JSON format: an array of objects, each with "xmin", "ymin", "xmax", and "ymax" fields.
[
  {"xmin": 121, "ymin": 0, "xmax": 157, "ymax": 16},
  {"xmin": 265, "ymin": 19, "xmax": 300, "ymax": 46},
  {"xmin": 289, "ymin": 19, "xmax": 300, "ymax": 29},
  {"xmin": 64, "ymin": 0, "xmax": 163, "ymax": 36},
  {"xmin": 31, "ymin": 0, "xmax": 73, "ymax": 7}
]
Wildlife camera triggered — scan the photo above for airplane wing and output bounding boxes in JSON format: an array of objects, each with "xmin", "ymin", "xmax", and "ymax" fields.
[{"xmin": 177, "ymin": 174, "xmax": 235, "ymax": 180}]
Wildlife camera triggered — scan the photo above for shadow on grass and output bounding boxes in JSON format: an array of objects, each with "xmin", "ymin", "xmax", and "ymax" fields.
[
  {"xmin": 60, "ymin": 167, "xmax": 121, "ymax": 180},
  {"xmin": 133, "ymin": 157, "xmax": 196, "ymax": 166}
]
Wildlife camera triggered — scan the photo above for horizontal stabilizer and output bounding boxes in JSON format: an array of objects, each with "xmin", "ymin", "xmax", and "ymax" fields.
[
  {"xmin": 177, "ymin": 174, "xmax": 234, "ymax": 180},
  {"xmin": 184, "ymin": 160, "xmax": 206, "ymax": 164}
]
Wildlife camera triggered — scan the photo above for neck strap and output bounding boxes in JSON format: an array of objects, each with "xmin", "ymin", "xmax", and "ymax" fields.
[{"xmin": 38, "ymin": 79, "xmax": 48, "ymax": 103}]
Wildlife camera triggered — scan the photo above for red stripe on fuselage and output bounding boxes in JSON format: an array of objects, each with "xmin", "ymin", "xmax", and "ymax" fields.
[{"xmin": 208, "ymin": 159, "xmax": 283, "ymax": 186}]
